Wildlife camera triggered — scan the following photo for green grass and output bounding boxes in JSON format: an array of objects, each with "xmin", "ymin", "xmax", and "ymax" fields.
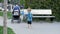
[
  {"xmin": 0, "ymin": 26, "xmax": 15, "ymax": 34},
  {"xmin": 7, "ymin": 12, "xmax": 12, "ymax": 19},
  {"xmin": 0, "ymin": 11, "xmax": 12, "ymax": 19},
  {"xmin": 0, "ymin": 12, "xmax": 3, "ymax": 16}
]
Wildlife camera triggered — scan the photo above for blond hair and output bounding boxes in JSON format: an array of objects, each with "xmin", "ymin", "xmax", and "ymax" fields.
[{"xmin": 27, "ymin": 7, "xmax": 31, "ymax": 11}]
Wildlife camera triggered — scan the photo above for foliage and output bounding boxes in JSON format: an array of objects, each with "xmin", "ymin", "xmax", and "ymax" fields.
[
  {"xmin": 25, "ymin": 0, "xmax": 60, "ymax": 21},
  {"xmin": 0, "ymin": 11, "xmax": 12, "ymax": 19},
  {"xmin": 0, "ymin": 0, "xmax": 3, "ymax": 2},
  {"xmin": 0, "ymin": 26, "xmax": 15, "ymax": 34}
]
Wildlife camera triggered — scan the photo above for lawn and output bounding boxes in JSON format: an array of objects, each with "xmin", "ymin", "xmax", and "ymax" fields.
[
  {"xmin": 0, "ymin": 11, "xmax": 12, "ymax": 19},
  {"xmin": 0, "ymin": 26, "xmax": 15, "ymax": 34}
]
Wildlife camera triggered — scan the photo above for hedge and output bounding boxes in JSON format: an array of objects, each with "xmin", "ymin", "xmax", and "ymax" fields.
[
  {"xmin": 25, "ymin": 0, "xmax": 60, "ymax": 21},
  {"xmin": 0, "ymin": 26, "xmax": 15, "ymax": 34}
]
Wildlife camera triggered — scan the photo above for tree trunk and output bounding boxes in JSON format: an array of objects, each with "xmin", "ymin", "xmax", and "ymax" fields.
[{"xmin": 3, "ymin": 0, "xmax": 7, "ymax": 34}]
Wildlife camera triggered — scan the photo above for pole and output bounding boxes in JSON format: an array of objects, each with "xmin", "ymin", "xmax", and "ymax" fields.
[
  {"xmin": 10, "ymin": 4, "xmax": 13, "ymax": 12},
  {"xmin": 3, "ymin": 0, "xmax": 7, "ymax": 34}
]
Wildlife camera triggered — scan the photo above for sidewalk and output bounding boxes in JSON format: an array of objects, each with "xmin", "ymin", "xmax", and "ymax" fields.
[{"xmin": 0, "ymin": 17, "xmax": 60, "ymax": 34}]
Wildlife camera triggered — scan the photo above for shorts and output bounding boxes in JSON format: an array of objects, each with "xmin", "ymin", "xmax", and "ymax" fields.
[{"xmin": 28, "ymin": 21, "xmax": 32, "ymax": 24}]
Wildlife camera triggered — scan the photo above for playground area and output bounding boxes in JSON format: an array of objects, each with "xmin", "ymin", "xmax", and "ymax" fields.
[{"xmin": 0, "ymin": 17, "xmax": 60, "ymax": 34}]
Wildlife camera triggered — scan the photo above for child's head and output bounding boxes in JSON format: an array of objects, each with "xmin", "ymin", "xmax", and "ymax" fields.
[{"xmin": 27, "ymin": 7, "xmax": 31, "ymax": 12}]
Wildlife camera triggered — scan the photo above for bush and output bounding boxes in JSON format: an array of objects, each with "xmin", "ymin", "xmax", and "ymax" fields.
[
  {"xmin": 25, "ymin": 0, "xmax": 60, "ymax": 21},
  {"xmin": 0, "ymin": 11, "xmax": 12, "ymax": 19},
  {"xmin": 0, "ymin": 26, "xmax": 15, "ymax": 34}
]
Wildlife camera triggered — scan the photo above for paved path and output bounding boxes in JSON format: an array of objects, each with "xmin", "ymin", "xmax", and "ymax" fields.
[{"xmin": 0, "ymin": 17, "xmax": 60, "ymax": 34}]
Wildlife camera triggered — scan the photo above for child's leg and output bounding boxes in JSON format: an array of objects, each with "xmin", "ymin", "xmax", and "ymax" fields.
[
  {"xmin": 28, "ymin": 21, "xmax": 32, "ymax": 29},
  {"xmin": 30, "ymin": 24, "xmax": 32, "ymax": 28},
  {"xmin": 28, "ymin": 24, "xmax": 30, "ymax": 28}
]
